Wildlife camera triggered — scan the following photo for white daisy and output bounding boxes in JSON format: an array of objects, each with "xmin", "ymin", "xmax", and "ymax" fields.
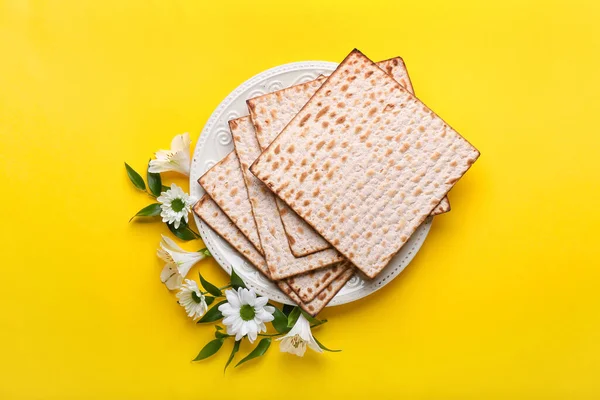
[
  {"xmin": 157, "ymin": 234, "xmax": 208, "ymax": 290},
  {"xmin": 218, "ymin": 288, "xmax": 275, "ymax": 343},
  {"xmin": 176, "ymin": 279, "xmax": 208, "ymax": 320},
  {"xmin": 157, "ymin": 183, "xmax": 194, "ymax": 229},
  {"xmin": 277, "ymin": 314, "xmax": 322, "ymax": 357},
  {"xmin": 149, "ymin": 132, "xmax": 191, "ymax": 176}
]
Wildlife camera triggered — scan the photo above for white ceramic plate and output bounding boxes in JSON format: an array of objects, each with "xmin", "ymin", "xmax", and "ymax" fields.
[{"xmin": 190, "ymin": 61, "xmax": 432, "ymax": 306}]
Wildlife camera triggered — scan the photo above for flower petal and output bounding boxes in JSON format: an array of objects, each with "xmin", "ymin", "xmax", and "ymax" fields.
[{"xmin": 225, "ymin": 289, "xmax": 241, "ymax": 309}]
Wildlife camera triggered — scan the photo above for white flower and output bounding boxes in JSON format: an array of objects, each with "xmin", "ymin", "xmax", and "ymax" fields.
[
  {"xmin": 157, "ymin": 234, "xmax": 208, "ymax": 290},
  {"xmin": 149, "ymin": 132, "xmax": 191, "ymax": 176},
  {"xmin": 176, "ymin": 279, "xmax": 208, "ymax": 320},
  {"xmin": 277, "ymin": 314, "xmax": 322, "ymax": 357},
  {"xmin": 157, "ymin": 183, "xmax": 195, "ymax": 229},
  {"xmin": 218, "ymin": 288, "xmax": 275, "ymax": 343}
]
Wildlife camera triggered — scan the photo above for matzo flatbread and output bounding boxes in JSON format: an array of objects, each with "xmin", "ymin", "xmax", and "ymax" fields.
[
  {"xmin": 192, "ymin": 195, "xmax": 347, "ymax": 313},
  {"xmin": 279, "ymin": 267, "xmax": 355, "ymax": 316},
  {"xmin": 198, "ymin": 152, "xmax": 263, "ymax": 254},
  {"xmin": 251, "ymin": 49, "xmax": 479, "ymax": 278},
  {"xmin": 193, "ymin": 195, "xmax": 269, "ymax": 276},
  {"xmin": 229, "ymin": 116, "xmax": 345, "ymax": 280},
  {"xmin": 248, "ymin": 57, "xmax": 449, "ymax": 257},
  {"xmin": 197, "ymin": 160, "xmax": 345, "ymax": 301}
]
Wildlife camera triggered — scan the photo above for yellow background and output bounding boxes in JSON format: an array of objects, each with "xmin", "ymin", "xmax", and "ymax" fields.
[{"xmin": 1, "ymin": 0, "xmax": 599, "ymax": 398}]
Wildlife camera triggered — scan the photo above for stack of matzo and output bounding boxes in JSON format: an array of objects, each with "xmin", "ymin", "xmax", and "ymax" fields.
[{"xmin": 193, "ymin": 49, "xmax": 479, "ymax": 315}]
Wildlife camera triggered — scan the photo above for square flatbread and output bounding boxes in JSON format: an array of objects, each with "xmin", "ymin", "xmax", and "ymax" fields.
[
  {"xmin": 192, "ymin": 195, "xmax": 352, "ymax": 315},
  {"xmin": 198, "ymin": 152, "xmax": 263, "ymax": 254},
  {"xmin": 198, "ymin": 152, "xmax": 346, "ymax": 301},
  {"xmin": 230, "ymin": 116, "xmax": 345, "ymax": 280},
  {"xmin": 251, "ymin": 49, "xmax": 479, "ymax": 278},
  {"xmin": 248, "ymin": 57, "xmax": 450, "ymax": 257}
]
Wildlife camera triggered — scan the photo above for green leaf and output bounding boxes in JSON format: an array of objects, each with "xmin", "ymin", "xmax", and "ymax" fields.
[
  {"xmin": 129, "ymin": 203, "xmax": 161, "ymax": 222},
  {"xmin": 161, "ymin": 185, "xmax": 170, "ymax": 192},
  {"xmin": 301, "ymin": 310, "xmax": 323, "ymax": 325},
  {"xmin": 287, "ymin": 307, "xmax": 301, "ymax": 328},
  {"xmin": 230, "ymin": 268, "xmax": 246, "ymax": 290},
  {"xmin": 147, "ymin": 160, "xmax": 162, "ymax": 197},
  {"xmin": 167, "ymin": 221, "xmax": 200, "ymax": 241},
  {"xmin": 224, "ymin": 340, "xmax": 241, "ymax": 373},
  {"xmin": 215, "ymin": 330, "xmax": 229, "ymax": 339},
  {"xmin": 125, "ymin": 162, "xmax": 146, "ymax": 190},
  {"xmin": 282, "ymin": 304, "xmax": 295, "ymax": 316},
  {"xmin": 205, "ymin": 296, "xmax": 215, "ymax": 306},
  {"xmin": 199, "ymin": 273, "xmax": 222, "ymax": 297},
  {"xmin": 313, "ymin": 336, "xmax": 341, "ymax": 352},
  {"xmin": 192, "ymin": 338, "xmax": 224, "ymax": 361},
  {"xmin": 215, "ymin": 326, "xmax": 223, "ymax": 331},
  {"xmin": 198, "ymin": 248, "xmax": 212, "ymax": 257},
  {"xmin": 197, "ymin": 300, "xmax": 227, "ymax": 323},
  {"xmin": 235, "ymin": 338, "xmax": 271, "ymax": 368},
  {"xmin": 270, "ymin": 305, "xmax": 289, "ymax": 334}
]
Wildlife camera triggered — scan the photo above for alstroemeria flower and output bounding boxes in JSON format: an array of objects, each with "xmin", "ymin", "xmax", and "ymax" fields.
[
  {"xmin": 157, "ymin": 183, "xmax": 195, "ymax": 229},
  {"xmin": 149, "ymin": 132, "xmax": 191, "ymax": 176},
  {"xmin": 158, "ymin": 234, "xmax": 208, "ymax": 290},
  {"xmin": 277, "ymin": 314, "xmax": 323, "ymax": 357},
  {"xmin": 176, "ymin": 279, "xmax": 208, "ymax": 320}
]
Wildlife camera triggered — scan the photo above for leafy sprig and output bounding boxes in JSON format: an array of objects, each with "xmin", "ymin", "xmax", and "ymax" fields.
[
  {"xmin": 125, "ymin": 162, "xmax": 201, "ymax": 240},
  {"xmin": 191, "ymin": 270, "xmax": 336, "ymax": 371}
]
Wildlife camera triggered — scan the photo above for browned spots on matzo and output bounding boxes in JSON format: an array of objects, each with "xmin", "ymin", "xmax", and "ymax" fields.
[
  {"xmin": 418, "ymin": 125, "xmax": 425, "ymax": 132},
  {"xmin": 312, "ymin": 187, "xmax": 320, "ymax": 196},
  {"xmin": 322, "ymin": 121, "xmax": 329, "ymax": 128},
  {"xmin": 299, "ymin": 113, "xmax": 311, "ymax": 127},
  {"xmin": 336, "ymin": 116, "xmax": 346, "ymax": 125},
  {"xmin": 315, "ymin": 106, "xmax": 330, "ymax": 121},
  {"xmin": 274, "ymin": 144, "xmax": 280, "ymax": 155},
  {"xmin": 369, "ymin": 107, "xmax": 378, "ymax": 117},
  {"xmin": 287, "ymin": 144, "xmax": 295, "ymax": 153},
  {"xmin": 450, "ymin": 160, "xmax": 457, "ymax": 167},
  {"xmin": 384, "ymin": 104, "xmax": 395, "ymax": 112},
  {"xmin": 314, "ymin": 172, "xmax": 321, "ymax": 181},
  {"xmin": 299, "ymin": 171, "xmax": 308, "ymax": 182},
  {"xmin": 385, "ymin": 148, "xmax": 393, "ymax": 156},
  {"xmin": 272, "ymin": 161, "xmax": 279, "ymax": 170},
  {"xmin": 294, "ymin": 190, "xmax": 304, "ymax": 200},
  {"xmin": 303, "ymin": 199, "xmax": 310, "ymax": 206},
  {"xmin": 414, "ymin": 188, "xmax": 423, "ymax": 196},
  {"xmin": 431, "ymin": 152, "xmax": 441, "ymax": 161},
  {"xmin": 316, "ymin": 140, "xmax": 326, "ymax": 150},
  {"xmin": 230, "ymin": 187, "xmax": 238, "ymax": 196},
  {"xmin": 341, "ymin": 84, "xmax": 349, "ymax": 92},
  {"xmin": 326, "ymin": 140, "xmax": 336, "ymax": 150},
  {"xmin": 400, "ymin": 143, "xmax": 410, "ymax": 152},
  {"xmin": 286, "ymin": 234, "xmax": 296, "ymax": 245},
  {"xmin": 337, "ymin": 102, "xmax": 346, "ymax": 108}
]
